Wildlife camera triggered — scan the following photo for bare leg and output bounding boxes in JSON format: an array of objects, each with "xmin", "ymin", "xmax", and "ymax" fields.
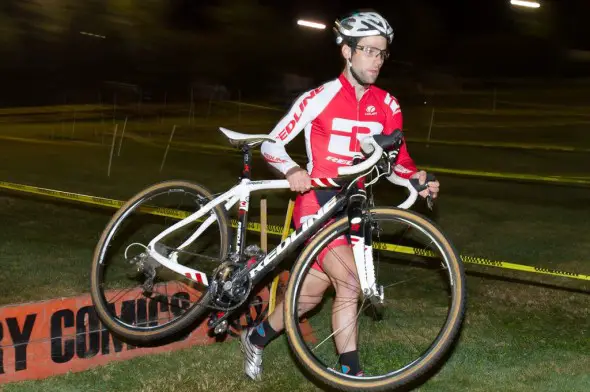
[
  {"xmin": 321, "ymin": 245, "xmax": 361, "ymax": 354},
  {"xmin": 241, "ymin": 243, "xmax": 360, "ymax": 381},
  {"xmin": 267, "ymin": 267, "xmax": 331, "ymax": 332},
  {"xmin": 268, "ymin": 244, "xmax": 360, "ymax": 353}
]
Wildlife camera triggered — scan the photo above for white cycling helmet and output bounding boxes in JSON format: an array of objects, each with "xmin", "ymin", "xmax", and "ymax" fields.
[{"xmin": 334, "ymin": 11, "xmax": 394, "ymax": 45}]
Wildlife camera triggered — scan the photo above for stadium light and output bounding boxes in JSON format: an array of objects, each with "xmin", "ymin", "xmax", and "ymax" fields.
[
  {"xmin": 510, "ymin": 0, "xmax": 541, "ymax": 8},
  {"xmin": 297, "ymin": 20, "xmax": 326, "ymax": 30}
]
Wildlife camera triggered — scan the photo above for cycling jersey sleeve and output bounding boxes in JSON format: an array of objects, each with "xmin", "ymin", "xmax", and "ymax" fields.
[
  {"xmin": 261, "ymin": 84, "xmax": 330, "ymax": 175},
  {"xmin": 383, "ymin": 94, "xmax": 418, "ymax": 179}
]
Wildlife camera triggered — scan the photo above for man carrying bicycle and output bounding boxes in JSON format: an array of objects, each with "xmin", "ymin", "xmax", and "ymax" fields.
[{"xmin": 241, "ymin": 10, "xmax": 440, "ymax": 380}]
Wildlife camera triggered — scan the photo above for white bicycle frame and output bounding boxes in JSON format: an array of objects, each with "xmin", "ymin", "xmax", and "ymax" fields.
[
  {"xmin": 147, "ymin": 178, "xmax": 290, "ymax": 285},
  {"xmin": 145, "ymin": 136, "xmax": 420, "ymax": 300}
]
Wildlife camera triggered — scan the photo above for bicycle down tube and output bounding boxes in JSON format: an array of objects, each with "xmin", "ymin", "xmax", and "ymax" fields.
[{"xmin": 145, "ymin": 176, "xmax": 348, "ymax": 286}]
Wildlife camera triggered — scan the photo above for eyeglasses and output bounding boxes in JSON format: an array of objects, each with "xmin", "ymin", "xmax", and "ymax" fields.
[{"xmin": 355, "ymin": 45, "xmax": 390, "ymax": 60}]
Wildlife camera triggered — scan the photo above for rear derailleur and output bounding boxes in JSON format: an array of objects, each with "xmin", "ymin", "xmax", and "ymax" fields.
[{"xmin": 126, "ymin": 244, "xmax": 170, "ymax": 295}]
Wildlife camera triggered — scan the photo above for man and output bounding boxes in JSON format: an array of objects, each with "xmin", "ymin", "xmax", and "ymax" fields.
[{"xmin": 241, "ymin": 10, "xmax": 440, "ymax": 380}]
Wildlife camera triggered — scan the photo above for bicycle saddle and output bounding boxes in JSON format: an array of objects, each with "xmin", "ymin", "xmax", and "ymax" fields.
[{"xmin": 219, "ymin": 127, "xmax": 276, "ymax": 148}]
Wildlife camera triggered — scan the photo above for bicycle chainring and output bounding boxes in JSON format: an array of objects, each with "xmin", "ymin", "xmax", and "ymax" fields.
[{"xmin": 209, "ymin": 261, "xmax": 252, "ymax": 311}]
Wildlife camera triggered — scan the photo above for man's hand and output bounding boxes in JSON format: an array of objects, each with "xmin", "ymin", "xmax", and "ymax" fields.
[
  {"xmin": 286, "ymin": 167, "xmax": 312, "ymax": 193},
  {"xmin": 411, "ymin": 170, "xmax": 440, "ymax": 199}
]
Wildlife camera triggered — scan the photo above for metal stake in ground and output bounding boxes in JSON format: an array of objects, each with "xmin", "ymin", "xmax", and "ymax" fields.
[
  {"xmin": 160, "ymin": 125, "xmax": 177, "ymax": 173},
  {"xmin": 260, "ymin": 198, "xmax": 268, "ymax": 253},
  {"xmin": 107, "ymin": 124, "xmax": 119, "ymax": 177},
  {"xmin": 117, "ymin": 116, "xmax": 128, "ymax": 157},
  {"xmin": 427, "ymin": 107, "xmax": 435, "ymax": 148},
  {"xmin": 268, "ymin": 199, "xmax": 295, "ymax": 314},
  {"xmin": 207, "ymin": 85, "xmax": 218, "ymax": 120}
]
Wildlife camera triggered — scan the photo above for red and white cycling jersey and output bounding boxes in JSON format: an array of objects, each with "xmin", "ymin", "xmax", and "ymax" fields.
[{"xmin": 261, "ymin": 73, "xmax": 418, "ymax": 179}]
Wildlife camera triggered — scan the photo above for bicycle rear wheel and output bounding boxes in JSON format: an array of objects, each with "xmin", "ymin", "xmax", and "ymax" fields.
[
  {"xmin": 90, "ymin": 180, "xmax": 230, "ymax": 344},
  {"xmin": 284, "ymin": 207, "xmax": 466, "ymax": 392}
]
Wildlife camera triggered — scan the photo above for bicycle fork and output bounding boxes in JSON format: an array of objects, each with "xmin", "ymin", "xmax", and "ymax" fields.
[{"xmin": 348, "ymin": 187, "xmax": 384, "ymax": 305}]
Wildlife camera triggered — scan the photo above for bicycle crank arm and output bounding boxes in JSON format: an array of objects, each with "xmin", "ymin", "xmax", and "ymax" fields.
[{"xmin": 207, "ymin": 310, "xmax": 235, "ymax": 334}]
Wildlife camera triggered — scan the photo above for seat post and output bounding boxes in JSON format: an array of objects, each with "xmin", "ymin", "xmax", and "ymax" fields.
[{"xmin": 241, "ymin": 146, "xmax": 252, "ymax": 180}]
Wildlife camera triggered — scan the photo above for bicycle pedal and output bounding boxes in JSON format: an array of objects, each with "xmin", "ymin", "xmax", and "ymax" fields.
[
  {"xmin": 365, "ymin": 285, "xmax": 384, "ymax": 304},
  {"xmin": 377, "ymin": 284, "xmax": 384, "ymax": 303},
  {"xmin": 213, "ymin": 320, "xmax": 228, "ymax": 335},
  {"xmin": 426, "ymin": 195, "xmax": 434, "ymax": 210},
  {"xmin": 208, "ymin": 311, "xmax": 231, "ymax": 334}
]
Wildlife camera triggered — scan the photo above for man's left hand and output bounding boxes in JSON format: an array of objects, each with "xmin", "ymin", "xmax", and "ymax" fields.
[{"xmin": 411, "ymin": 170, "xmax": 440, "ymax": 199}]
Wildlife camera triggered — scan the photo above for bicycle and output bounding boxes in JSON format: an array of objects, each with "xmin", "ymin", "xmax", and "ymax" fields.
[{"xmin": 90, "ymin": 127, "xmax": 466, "ymax": 392}]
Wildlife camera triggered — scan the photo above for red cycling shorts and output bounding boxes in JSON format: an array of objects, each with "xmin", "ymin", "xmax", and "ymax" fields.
[{"xmin": 292, "ymin": 190, "xmax": 351, "ymax": 272}]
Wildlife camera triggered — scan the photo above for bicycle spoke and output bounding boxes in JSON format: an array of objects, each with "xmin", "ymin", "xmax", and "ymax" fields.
[
  {"xmin": 311, "ymin": 297, "xmax": 369, "ymax": 352},
  {"xmin": 91, "ymin": 181, "xmax": 229, "ymax": 340},
  {"xmin": 286, "ymin": 207, "xmax": 465, "ymax": 388},
  {"xmin": 104, "ymin": 286, "xmax": 142, "ymax": 304},
  {"xmin": 380, "ymin": 267, "xmax": 447, "ymax": 291},
  {"xmin": 325, "ymin": 247, "xmax": 361, "ymax": 287}
]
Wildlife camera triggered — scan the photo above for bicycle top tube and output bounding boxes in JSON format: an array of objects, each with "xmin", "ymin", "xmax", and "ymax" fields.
[{"xmin": 225, "ymin": 129, "xmax": 419, "ymax": 208}]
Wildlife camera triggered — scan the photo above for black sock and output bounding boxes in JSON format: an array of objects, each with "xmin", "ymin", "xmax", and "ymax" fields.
[
  {"xmin": 339, "ymin": 350, "xmax": 361, "ymax": 375},
  {"xmin": 249, "ymin": 319, "xmax": 279, "ymax": 347}
]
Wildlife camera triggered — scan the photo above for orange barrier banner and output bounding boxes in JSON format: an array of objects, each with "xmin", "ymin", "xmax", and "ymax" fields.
[
  {"xmin": 0, "ymin": 286, "xmax": 218, "ymax": 384},
  {"xmin": 0, "ymin": 281, "xmax": 317, "ymax": 384}
]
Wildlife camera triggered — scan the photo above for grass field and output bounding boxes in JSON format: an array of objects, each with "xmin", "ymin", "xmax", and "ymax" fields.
[{"xmin": 0, "ymin": 96, "xmax": 589, "ymax": 391}]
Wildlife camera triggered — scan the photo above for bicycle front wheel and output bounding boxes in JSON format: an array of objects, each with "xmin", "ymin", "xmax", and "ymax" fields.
[
  {"xmin": 284, "ymin": 207, "xmax": 466, "ymax": 392},
  {"xmin": 90, "ymin": 180, "xmax": 230, "ymax": 344}
]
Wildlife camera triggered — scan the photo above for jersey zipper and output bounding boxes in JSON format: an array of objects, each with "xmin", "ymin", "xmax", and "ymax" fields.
[{"xmin": 356, "ymin": 89, "xmax": 367, "ymax": 152}]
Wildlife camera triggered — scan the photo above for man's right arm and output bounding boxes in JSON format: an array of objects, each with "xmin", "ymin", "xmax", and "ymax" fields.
[{"xmin": 261, "ymin": 84, "xmax": 331, "ymax": 176}]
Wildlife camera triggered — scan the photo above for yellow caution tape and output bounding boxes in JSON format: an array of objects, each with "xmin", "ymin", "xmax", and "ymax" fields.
[
  {"xmin": 1, "ymin": 180, "xmax": 588, "ymax": 282},
  {"xmin": 0, "ymin": 181, "xmax": 125, "ymax": 209},
  {"xmin": 371, "ymin": 242, "xmax": 589, "ymax": 282}
]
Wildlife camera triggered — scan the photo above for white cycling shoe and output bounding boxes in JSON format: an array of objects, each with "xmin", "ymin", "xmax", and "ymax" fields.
[{"xmin": 240, "ymin": 327, "xmax": 264, "ymax": 381}]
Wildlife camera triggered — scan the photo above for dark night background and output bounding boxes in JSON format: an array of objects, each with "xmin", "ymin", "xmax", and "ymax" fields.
[
  {"xmin": 0, "ymin": 4, "xmax": 589, "ymax": 389},
  {"xmin": 0, "ymin": 0, "xmax": 588, "ymax": 106}
]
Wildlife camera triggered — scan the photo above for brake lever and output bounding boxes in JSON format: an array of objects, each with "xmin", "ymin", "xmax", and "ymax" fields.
[
  {"xmin": 426, "ymin": 195, "xmax": 434, "ymax": 210},
  {"xmin": 409, "ymin": 173, "xmax": 437, "ymax": 210}
]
